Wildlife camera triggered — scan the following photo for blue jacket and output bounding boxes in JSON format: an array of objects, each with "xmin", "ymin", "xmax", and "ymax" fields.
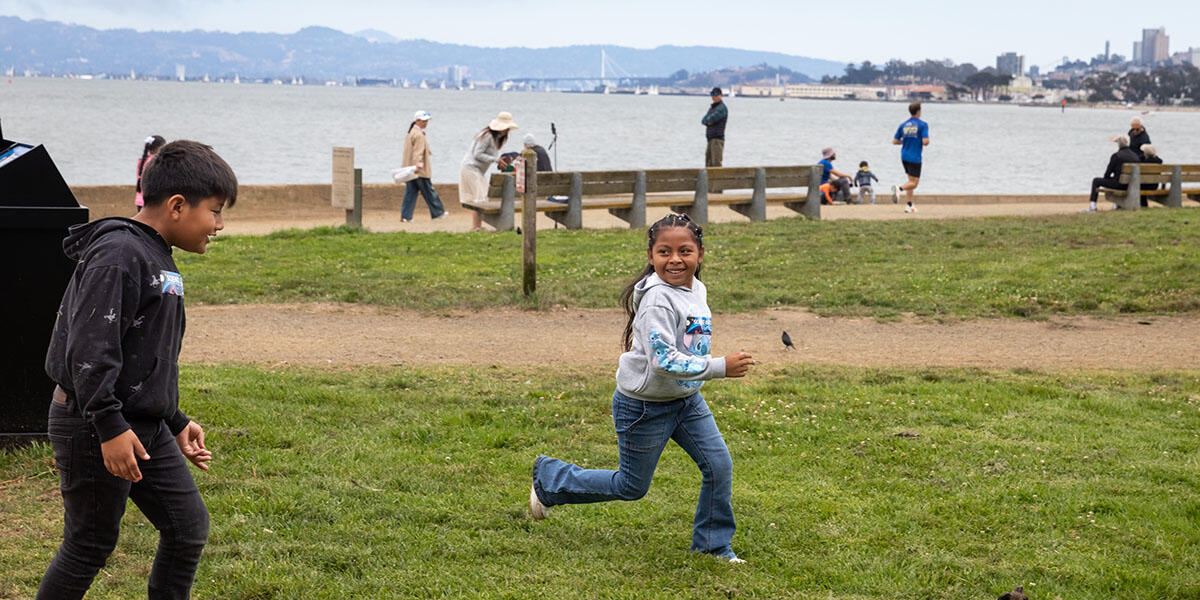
[{"xmin": 702, "ymin": 101, "xmax": 727, "ymax": 140}]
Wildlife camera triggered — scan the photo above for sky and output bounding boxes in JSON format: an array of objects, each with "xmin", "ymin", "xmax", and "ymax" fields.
[{"xmin": 4, "ymin": 0, "xmax": 1200, "ymax": 72}]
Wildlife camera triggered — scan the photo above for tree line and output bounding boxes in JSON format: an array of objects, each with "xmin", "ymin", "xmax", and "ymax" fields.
[
  {"xmin": 1084, "ymin": 64, "xmax": 1200, "ymax": 105},
  {"xmin": 822, "ymin": 59, "xmax": 1013, "ymax": 100}
]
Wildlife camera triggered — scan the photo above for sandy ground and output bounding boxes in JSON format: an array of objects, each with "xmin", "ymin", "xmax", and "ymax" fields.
[
  {"xmin": 181, "ymin": 303, "xmax": 1198, "ymax": 370},
  {"xmin": 219, "ymin": 201, "xmax": 1101, "ymax": 236}
]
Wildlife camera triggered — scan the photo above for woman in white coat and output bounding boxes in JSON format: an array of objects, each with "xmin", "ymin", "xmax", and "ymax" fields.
[{"xmin": 461, "ymin": 111, "xmax": 518, "ymax": 230}]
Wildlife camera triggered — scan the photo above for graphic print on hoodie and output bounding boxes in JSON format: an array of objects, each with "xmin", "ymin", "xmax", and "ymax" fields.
[
  {"xmin": 44, "ymin": 217, "xmax": 191, "ymax": 441},
  {"xmin": 616, "ymin": 273, "xmax": 726, "ymax": 401}
]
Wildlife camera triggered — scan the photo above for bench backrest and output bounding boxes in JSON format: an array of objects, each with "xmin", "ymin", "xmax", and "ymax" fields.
[
  {"xmin": 488, "ymin": 165, "xmax": 814, "ymax": 198},
  {"xmin": 1119, "ymin": 163, "xmax": 1200, "ymax": 185}
]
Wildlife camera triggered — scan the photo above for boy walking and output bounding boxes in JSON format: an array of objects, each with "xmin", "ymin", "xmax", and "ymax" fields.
[
  {"xmin": 39, "ymin": 140, "xmax": 237, "ymax": 600},
  {"xmin": 854, "ymin": 161, "xmax": 879, "ymax": 204},
  {"xmin": 891, "ymin": 102, "xmax": 930, "ymax": 213}
]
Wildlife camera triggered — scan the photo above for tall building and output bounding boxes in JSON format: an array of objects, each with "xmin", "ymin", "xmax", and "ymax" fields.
[
  {"xmin": 1141, "ymin": 27, "xmax": 1169, "ymax": 65},
  {"xmin": 996, "ymin": 52, "xmax": 1025, "ymax": 77},
  {"xmin": 1133, "ymin": 41, "xmax": 1143, "ymax": 64},
  {"xmin": 1105, "ymin": 40, "xmax": 1110, "ymax": 61}
]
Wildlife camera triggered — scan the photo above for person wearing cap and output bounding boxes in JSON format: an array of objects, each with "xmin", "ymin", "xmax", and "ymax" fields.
[
  {"xmin": 1128, "ymin": 117, "xmax": 1151, "ymax": 160},
  {"xmin": 461, "ymin": 111, "xmax": 519, "ymax": 230},
  {"xmin": 401, "ymin": 110, "xmax": 447, "ymax": 223},
  {"xmin": 817, "ymin": 147, "xmax": 853, "ymax": 204},
  {"xmin": 701, "ymin": 87, "xmax": 728, "ymax": 167},
  {"xmin": 523, "ymin": 133, "xmax": 553, "ymax": 173}
]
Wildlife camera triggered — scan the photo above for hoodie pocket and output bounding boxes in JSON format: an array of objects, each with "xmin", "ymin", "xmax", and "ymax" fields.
[{"xmin": 119, "ymin": 356, "xmax": 164, "ymax": 409}]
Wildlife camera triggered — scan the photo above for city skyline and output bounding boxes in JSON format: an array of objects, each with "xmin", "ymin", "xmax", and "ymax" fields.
[{"xmin": 2, "ymin": 0, "xmax": 1199, "ymax": 73}]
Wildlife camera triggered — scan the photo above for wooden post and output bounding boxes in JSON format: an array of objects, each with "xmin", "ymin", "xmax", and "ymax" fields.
[
  {"xmin": 522, "ymin": 150, "xmax": 537, "ymax": 297},
  {"xmin": 1168, "ymin": 165, "xmax": 1183, "ymax": 208},
  {"xmin": 347, "ymin": 168, "xmax": 363, "ymax": 228}
]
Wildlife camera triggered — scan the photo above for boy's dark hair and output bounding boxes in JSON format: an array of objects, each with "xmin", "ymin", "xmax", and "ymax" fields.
[
  {"xmin": 141, "ymin": 140, "xmax": 238, "ymax": 208},
  {"xmin": 908, "ymin": 102, "xmax": 922, "ymax": 116},
  {"xmin": 619, "ymin": 213, "xmax": 704, "ymax": 351},
  {"xmin": 859, "ymin": 161, "xmax": 868, "ymax": 168}
]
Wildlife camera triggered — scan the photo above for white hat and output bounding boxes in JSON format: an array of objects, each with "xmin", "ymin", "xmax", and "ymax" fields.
[
  {"xmin": 523, "ymin": 133, "xmax": 537, "ymax": 146},
  {"xmin": 414, "ymin": 110, "xmax": 431, "ymax": 121},
  {"xmin": 488, "ymin": 111, "xmax": 519, "ymax": 132}
]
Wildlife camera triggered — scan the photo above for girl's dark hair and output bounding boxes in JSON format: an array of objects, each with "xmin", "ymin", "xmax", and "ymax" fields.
[
  {"xmin": 136, "ymin": 135, "xmax": 166, "ymax": 194},
  {"xmin": 619, "ymin": 213, "xmax": 704, "ymax": 351},
  {"xmin": 408, "ymin": 120, "xmax": 419, "ymax": 133},
  {"xmin": 478, "ymin": 127, "xmax": 510, "ymax": 150}
]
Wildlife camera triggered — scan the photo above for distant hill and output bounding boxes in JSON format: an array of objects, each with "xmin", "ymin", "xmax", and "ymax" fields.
[{"xmin": 0, "ymin": 16, "xmax": 843, "ymax": 82}]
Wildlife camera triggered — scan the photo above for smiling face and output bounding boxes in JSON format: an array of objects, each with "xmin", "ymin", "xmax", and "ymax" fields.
[
  {"xmin": 167, "ymin": 195, "xmax": 226, "ymax": 254},
  {"xmin": 648, "ymin": 226, "xmax": 704, "ymax": 288}
]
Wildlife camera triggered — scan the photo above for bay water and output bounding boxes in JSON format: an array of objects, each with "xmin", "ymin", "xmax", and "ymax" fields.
[{"xmin": 3, "ymin": 78, "xmax": 1199, "ymax": 194}]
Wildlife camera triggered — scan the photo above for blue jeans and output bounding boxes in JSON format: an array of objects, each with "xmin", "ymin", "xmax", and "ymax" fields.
[
  {"xmin": 533, "ymin": 391, "xmax": 737, "ymax": 558},
  {"xmin": 401, "ymin": 177, "xmax": 446, "ymax": 220},
  {"xmin": 38, "ymin": 402, "xmax": 209, "ymax": 600}
]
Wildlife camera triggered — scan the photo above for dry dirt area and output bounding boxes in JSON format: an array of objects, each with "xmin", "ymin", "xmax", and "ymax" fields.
[{"xmin": 182, "ymin": 303, "xmax": 1199, "ymax": 370}]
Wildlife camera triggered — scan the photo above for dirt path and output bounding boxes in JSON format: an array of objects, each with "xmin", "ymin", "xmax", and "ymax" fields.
[{"xmin": 182, "ymin": 303, "xmax": 1198, "ymax": 370}]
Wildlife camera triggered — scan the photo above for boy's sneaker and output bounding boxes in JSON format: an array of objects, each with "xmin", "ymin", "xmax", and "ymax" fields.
[
  {"xmin": 400, "ymin": 217, "xmax": 412, "ymax": 223},
  {"xmin": 433, "ymin": 211, "xmax": 449, "ymax": 220},
  {"xmin": 890, "ymin": 185, "xmax": 900, "ymax": 203},
  {"xmin": 1080, "ymin": 206, "xmax": 1098, "ymax": 213},
  {"xmin": 529, "ymin": 484, "xmax": 549, "ymax": 520}
]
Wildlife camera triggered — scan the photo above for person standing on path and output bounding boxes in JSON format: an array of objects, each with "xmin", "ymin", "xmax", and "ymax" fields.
[
  {"xmin": 891, "ymin": 102, "xmax": 930, "ymax": 213},
  {"xmin": 1128, "ymin": 117, "xmax": 1151, "ymax": 160},
  {"xmin": 400, "ymin": 110, "xmax": 447, "ymax": 223},
  {"xmin": 702, "ymin": 87, "xmax": 728, "ymax": 168},
  {"xmin": 460, "ymin": 111, "xmax": 519, "ymax": 231}
]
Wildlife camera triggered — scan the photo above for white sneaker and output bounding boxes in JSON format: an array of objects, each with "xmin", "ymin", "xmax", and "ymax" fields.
[
  {"xmin": 904, "ymin": 204, "xmax": 917, "ymax": 213},
  {"xmin": 529, "ymin": 484, "xmax": 549, "ymax": 520},
  {"xmin": 1080, "ymin": 206, "xmax": 1098, "ymax": 213},
  {"xmin": 400, "ymin": 218, "xmax": 412, "ymax": 223},
  {"xmin": 890, "ymin": 185, "xmax": 900, "ymax": 203},
  {"xmin": 729, "ymin": 556, "xmax": 747, "ymax": 564},
  {"xmin": 433, "ymin": 211, "xmax": 449, "ymax": 220}
]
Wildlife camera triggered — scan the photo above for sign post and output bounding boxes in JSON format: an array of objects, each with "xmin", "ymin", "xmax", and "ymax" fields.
[{"xmin": 331, "ymin": 146, "xmax": 361, "ymax": 227}]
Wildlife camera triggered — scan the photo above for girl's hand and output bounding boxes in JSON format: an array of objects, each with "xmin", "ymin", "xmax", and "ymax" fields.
[{"xmin": 724, "ymin": 352, "xmax": 755, "ymax": 378}]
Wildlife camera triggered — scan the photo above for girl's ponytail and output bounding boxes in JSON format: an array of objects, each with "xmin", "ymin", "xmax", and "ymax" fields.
[{"xmin": 136, "ymin": 135, "xmax": 166, "ymax": 194}]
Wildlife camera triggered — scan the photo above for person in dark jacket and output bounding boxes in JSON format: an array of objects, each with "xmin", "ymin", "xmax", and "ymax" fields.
[
  {"xmin": 701, "ymin": 87, "xmax": 728, "ymax": 167},
  {"xmin": 1128, "ymin": 117, "xmax": 1151, "ymax": 159},
  {"xmin": 1085, "ymin": 134, "xmax": 1139, "ymax": 212},
  {"xmin": 38, "ymin": 140, "xmax": 236, "ymax": 599},
  {"xmin": 1138, "ymin": 144, "xmax": 1164, "ymax": 206},
  {"xmin": 523, "ymin": 133, "xmax": 553, "ymax": 172}
]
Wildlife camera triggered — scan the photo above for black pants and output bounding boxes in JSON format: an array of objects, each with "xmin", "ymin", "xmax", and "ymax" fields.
[
  {"xmin": 1090, "ymin": 177, "xmax": 1125, "ymax": 204},
  {"xmin": 38, "ymin": 402, "xmax": 209, "ymax": 600}
]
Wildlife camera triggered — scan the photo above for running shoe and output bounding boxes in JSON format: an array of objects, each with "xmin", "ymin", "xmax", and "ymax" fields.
[{"xmin": 890, "ymin": 185, "xmax": 900, "ymax": 203}]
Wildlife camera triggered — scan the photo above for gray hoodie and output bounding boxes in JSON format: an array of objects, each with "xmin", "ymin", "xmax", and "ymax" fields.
[{"xmin": 616, "ymin": 273, "xmax": 727, "ymax": 401}]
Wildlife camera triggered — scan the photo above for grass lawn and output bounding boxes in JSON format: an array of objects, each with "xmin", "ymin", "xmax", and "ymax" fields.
[
  {"xmin": 3, "ymin": 364, "xmax": 1198, "ymax": 599},
  {"xmin": 177, "ymin": 209, "xmax": 1200, "ymax": 318}
]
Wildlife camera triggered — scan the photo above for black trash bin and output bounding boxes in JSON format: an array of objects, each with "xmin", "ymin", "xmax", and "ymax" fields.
[{"xmin": 0, "ymin": 120, "xmax": 89, "ymax": 447}]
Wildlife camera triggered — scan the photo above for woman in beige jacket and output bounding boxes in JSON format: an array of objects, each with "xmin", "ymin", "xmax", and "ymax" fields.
[{"xmin": 401, "ymin": 110, "xmax": 447, "ymax": 222}]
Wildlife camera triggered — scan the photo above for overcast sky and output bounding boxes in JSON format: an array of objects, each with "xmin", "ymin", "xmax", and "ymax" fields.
[{"xmin": 3, "ymin": 0, "xmax": 1199, "ymax": 72}]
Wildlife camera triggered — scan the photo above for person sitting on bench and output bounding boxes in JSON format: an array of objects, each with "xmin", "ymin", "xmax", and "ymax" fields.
[{"xmin": 1084, "ymin": 135, "xmax": 1139, "ymax": 213}]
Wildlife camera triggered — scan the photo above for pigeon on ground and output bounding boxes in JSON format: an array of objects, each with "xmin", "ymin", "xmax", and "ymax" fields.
[
  {"xmin": 998, "ymin": 586, "xmax": 1028, "ymax": 600},
  {"xmin": 781, "ymin": 331, "xmax": 795, "ymax": 350}
]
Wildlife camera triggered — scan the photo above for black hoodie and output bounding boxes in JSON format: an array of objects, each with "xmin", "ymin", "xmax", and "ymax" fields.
[{"xmin": 44, "ymin": 217, "xmax": 190, "ymax": 442}]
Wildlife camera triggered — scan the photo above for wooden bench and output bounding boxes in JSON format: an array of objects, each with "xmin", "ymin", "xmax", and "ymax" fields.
[
  {"xmin": 461, "ymin": 165, "xmax": 823, "ymax": 230},
  {"xmin": 1102, "ymin": 163, "xmax": 1200, "ymax": 210}
]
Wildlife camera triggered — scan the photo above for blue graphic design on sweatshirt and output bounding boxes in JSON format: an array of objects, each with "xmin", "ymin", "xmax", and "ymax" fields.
[
  {"xmin": 683, "ymin": 316, "xmax": 711, "ymax": 356},
  {"xmin": 649, "ymin": 329, "xmax": 706, "ymax": 390}
]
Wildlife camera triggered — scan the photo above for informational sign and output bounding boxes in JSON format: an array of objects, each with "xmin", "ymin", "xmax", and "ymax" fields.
[
  {"xmin": 514, "ymin": 157, "xmax": 525, "ymax": 193},
  {"xmin": 331, "ymin": 146, "xmax": 355, "ymax": 209}
]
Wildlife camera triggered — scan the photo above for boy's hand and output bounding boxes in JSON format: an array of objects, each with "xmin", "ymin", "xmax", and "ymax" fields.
[
  {"xmin": 176, "ymin": 421, "xmax": 212, "ymax": 471},
  {"xmin": 101, "ymin": 429, "xmax": 149, "ymax": 482},
  {"xmin": 724, "ymin": 352, "xmax": 755, "ymax": 378}
]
